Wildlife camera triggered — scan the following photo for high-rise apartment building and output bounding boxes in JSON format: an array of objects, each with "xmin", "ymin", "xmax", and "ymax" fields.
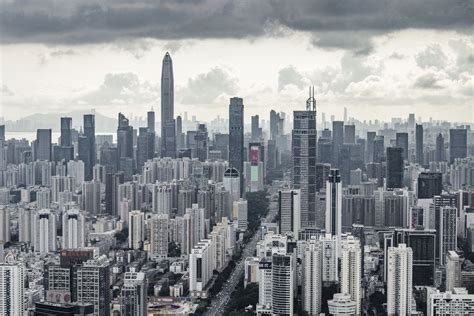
[
  {"xmin": 128, "ymin": 210, "xmax": 145, "ymax": 250},
  {"xmin": 387, "ymin": 244, "xmax": 413, "ymax": 316},
  {"xmin": 121, "ymin": 272, "xmax": 147, "ymax": 316},
  {"xmin": 302, "ymin": 237, "xmax": 322, "ymax": 315},
  {"xmin": 62, "ymin": 209, "xmax": 85, "ymax": 249},
  {"xmin": 326, "ymin": 169, "xmax": 342, "ymax": 255},
  {"xmin": 341, "ymin": 236, "xmax": 362, "ymax": 315},
  {"xmin": 0, "ymin": 262, "xmax": 25, "ymax": 315}
]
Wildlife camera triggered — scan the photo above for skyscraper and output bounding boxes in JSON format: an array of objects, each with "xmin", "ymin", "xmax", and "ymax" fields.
[
  {"xmin": 439, "ymin": 206, "xmax": 457, "ymax": 266},
  {"xmin": 386, "ymin": 147, "xmax": 404, "ymax": 189},
  {"xmin": 147, "ymin": 109, "xmax": 155, "ymax": 133},
  {"xmin": 195, "ymin": 124, "xmax": 208, "ymax": 162},
  {"xmin": 449, "ymin": 128, "xmax": 467, "ymax": 163},
  {"xmin": 302, "ymin": 237, "xmax": 322, "ymax": 315},
  {"xmin": 35, "ymin": 129, "xmax": 52, "ymax": 161},
  {"xmin": 54, "ymin": 117, "xmax": 74, "ymax": 162},
  {"xmin": 229, "ymin": 97, "xmax": 244, "ymax": 194},
  {"xmin": 129, "ymin": 210, "xmax": 145, "ymax": 250},
  {"xmin": 341, "ymin": 236, "xmax": 362, "ymax": 315},
  {"xmin": 417, "ymin": 172, "xmax": 442, "ymax": 199},
  {"xmin": 121, "ymin": 272, "xmax": 147, "ymax": 316},
  {"xmin": 147, "ymin": 108, "xmax": 156, "ymax": 157},
  {"xmin": 83, "ymin": 114, "xmax": 96, "ymax": 181},
  {"xmin": 77, "ymin": 256, "xmax": 111, "ymax": 316},
  {"xmin": 416, "ymin": 123, "xmax": 424, "ymax": 165},
  {"xmin": 387, "ymin": 244, "xmax": 413, "ymax": 316},
  {"xmin": 271, "ymin": 254, "xmax": 295, "ymax": 315},
  {"xmin": 33, "ymin": 209, "xmax": 57, "ymax": 254},
  {"xmin": 251, "ymin": 114, "xmax": 261, "ymax": 140},
  {"xmin": 396, "ymin": 132, "xmax": 409, "ymax": 161},
  {"xmin": 435, "ymin": 133, "xmax": 445, "ymax": 162},
  {"xmin": 332, "ymin": 121, "xmax": 344, "ymax": 166},
  {"xmin": 117, "ymin": 113, "xmax": 133, "ymax": 160},
  {"xmin": 161, "ymin": 52, "xmax": 176, "ymax": 158},
  {"xmin": 278, "ymin": 189, "xmax": 301, "ymax": 236},
  {"xmin": 366, "ymin": 131, "xmax": 376, "ymax": 163},
  {"xmin": 270, "ymin": 110, "xmax": 281, "ymax": 141},
  {"xmin": 343, "ymin": 124, "xmax": 355, "ymax": 144},
  {"xmin": 326, "ymin": 169, "xmax": 342, "ymax": 257},
  {"xmin": 62, "ymin": 209, "xmax": 85, "ymax": 249},
  {"xmin": 293, "ymin": 90, "xmax": 317, "ymax": 228},
  {"xmin": 0, "ymin": 262, "xmax": 25, "ymax": 315}
]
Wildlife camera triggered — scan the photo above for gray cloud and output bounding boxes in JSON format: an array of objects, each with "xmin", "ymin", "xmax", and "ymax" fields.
[
  {"xmin": 0, "ymin": 0, "xmax": 472, "ymax": 53},
  {"xmin": 415, "ymin": 44, "xmax": 448, "ymax": 69},
  {"xmin": 1, "ymin": 84, "xmax": 14, "ymax": 96},
  {"xmin": 180, "ymin": 67, "xmax": 238, "ymax": 104},
  {"xmin": 414, "ymin": 73, "xmax": 445, "ymax": 89},
  {"xmin": 278, "ymin": 66, "xmax": 306, "ymax": 91},
  {"xmin": 78, "ymin": 72, "xmax": 159, "ymax": 106}
]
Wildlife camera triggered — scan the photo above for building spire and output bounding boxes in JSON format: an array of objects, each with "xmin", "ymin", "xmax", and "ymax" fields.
[{"xmin": 306, "ymin": 85, "xmax": 316, "ymax": 112}]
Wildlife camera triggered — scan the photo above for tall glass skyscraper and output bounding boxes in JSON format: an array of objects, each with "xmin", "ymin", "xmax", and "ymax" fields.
[
  {"xmin": 229, "ymin": 97, "xmax": 244, "ymax": 195},
  {"xmin": 292, "ymin": 91, "xmax": 317, "ymax": 228},
  {"xmin": 161, "ymin": 52, "xmax": 176, "ymax": 158},
  {"xmin": 83, "ymin": 114, "xmax": 96, "ymax": 181},
  {"xmin": 449, "ymin": 128, "xmax": 467, "ymax": 163}
]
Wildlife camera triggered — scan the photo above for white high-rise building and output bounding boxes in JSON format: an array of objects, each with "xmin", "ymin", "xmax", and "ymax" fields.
[
  {"xmin": 326, "ymin": 169, "xmax": 342, "ymax": 257},
  {"xmin": 233, "ymin": 198, "xmax": 248, "ymax": 231},
  {"xmin": 189, "ymin": 239, "xmax": 214, "ymax": 297},
  {"xmin": 320, "ymin": 233, "xmax": 338, "ymax": 283},
  {"xmin": 0, "ymin": 262, "xmax": 25, "ymax": 315},
  {"xmin": 152, "ymin": 183, "xmax": 172, "ymax": 215},
  {"xmin": 18, "ymin": 208, "xmax": 32, "ymax": 243},
  {"xmin": 279, "ymin": 189, "xmax": 301, "ymax": 237},
  {"xmin": 271, "ymin": 254, "xmax": 295, "ymax": 315},
  {"xmin": 302, "ymin": 237, "xmax": 322, "ymax": 315},
  {"xmin": 427, "ymin": 287, "xmax": 474, "ymax": 315},
  {"xmin": 37, "ymin": 188, "xmax": 51, "ymax": 209},
  {"xmin": 446, "ymin": 251, "xmax": 462, "ymax": 292},
  {"xmin": 149, "ymin": 214, "xmax": 169, "ymax": 260},
  {"xmin": 33, "ymin": 209, "xmax": 57, "ymax": 253},
  {"xmin": 128, "ymin": 210, "xmax": 145, "ymax": 250},
  {"xmin": 341, "ymin": 235, "xmax": 362, "ymax": 315},
  {"xmin": 0, "ymin": 207, "xmax": 10, "ymax": 244},
  {"xmin": 51, "ymin": 175, "xmax": 74, "ymax": 203},
  {"xmin": 121, "ymin": 272, "xmax": 147, "ymax": 316},
  {"xmin": 223, "ymin": 168, "xmax": 240, "ymax": 204},
  {"xmin": 186, "ymin": 204, "xmax": 206, "ymax": 250},
  {"xmin": 328, "ymin": 293, "xmax": 357, "ymax": 316},
  {"xmin": 67, "ymin": 159, "xmax": 85, "ymax": 186},
  {"xmin": 387, "ymin": 243, "xmax": 413, "ymax": 316},
  {"xmin": 62, "ymin": 209, "xmax": 85, "ymax": 249}
]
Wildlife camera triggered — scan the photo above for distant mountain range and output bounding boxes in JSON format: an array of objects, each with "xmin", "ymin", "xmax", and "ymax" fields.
[{"xmin": 4, "ymin": 110, "xmax": 118, "ymax": 133}]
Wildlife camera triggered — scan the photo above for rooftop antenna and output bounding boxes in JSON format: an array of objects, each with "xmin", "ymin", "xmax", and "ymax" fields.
[{"xmin": 306, "ymin": 85, "xmax": 316, "ymax": 112}]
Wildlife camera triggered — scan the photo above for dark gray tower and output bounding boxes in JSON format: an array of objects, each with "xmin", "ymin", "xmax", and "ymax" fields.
[
  {"xmin": 35, "ymin": 129, "xmax": 52, "ymax": 161},
  {"xmin": 161, "ymin": 52, "xmax": 176, "ymax": 158},
  {"xmin": 449, "ymin": 129, "xmax": 467, "ymax": 163},
  {"xmin": 147, "ymin": 109, "xmax": 155, "ymax": 133},
  {"xmin": 229, "ymin": 97, "xmax": 244, "ymax": 194},
  {"xmin": 396, "ymin": 132, "xmax": 409, "ymax": 161},
  {"xmin": 332, "ymin": 121, "xmax": 344, "ymax": 166},
  {"xmin": 416, "ymin": 124, "xmax": 424, "ymax": 165},
  {"xmin": 435, "ymin": 133, "xmax": 445, "ymax": 162},
  {"xmin": 83, "ymin": 114, "xmax": 96, "ymax": 180},
  {"xmin": 386, "ymin": 147, "xmax": 404, "ymax": 189},
  {"xmin": 60, "ymin": 117, "xmax": 72, "ymax": 147},
  {"xmin": 292, "ymin": 87, "xmax": 317, "ymax": 228}
]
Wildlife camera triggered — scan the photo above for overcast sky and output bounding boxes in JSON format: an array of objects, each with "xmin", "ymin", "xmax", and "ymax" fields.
[{"xmin": 0, "ymin": 0, "xmax": 473, "ymax": 123}]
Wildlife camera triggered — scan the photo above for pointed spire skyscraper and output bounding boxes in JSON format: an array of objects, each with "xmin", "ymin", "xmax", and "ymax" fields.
[{"xmin": 161, "ymin": 52, "xmax": 176, "ymax": 158}]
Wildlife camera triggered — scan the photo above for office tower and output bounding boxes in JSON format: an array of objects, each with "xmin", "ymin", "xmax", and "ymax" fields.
[
  {"xmin": 35, "ymin": 129, "xmax": 52, "ymax": 161},
  {"xmin": 117, "ymin": 112, "xmax": 133, "ymax": 161},
  {"xmin": 136, "ymin": 127, "xmax": 148, "ymax": 170},
  {"xmin": 439, "ymin": 206, "xmax": 457, "ymax": 265},
  {"xmin": 82, "ymin": 180, "xmax": 101, "ymax": 214},
  {"xmin": 386, "ymin": 147, "xmax": 404, "ymax": 189},
  {"xmin": 279, "ymin": 189, "xmax": 301, "ymax": 236},
  {"xmin": 233, "ymin": 198, "xmax": 248, "ymax": 231},
  {"xmin": 161, "ymin": 52, "xmax": 176, "ymax": 158},
  {"xmin": 416, "ymin": 124, "xmax": 424, "ymax": 165},
  {"xmin": 195, "ymin": 124, "xmax": 208, "ymax": 162},
  {"xmin": 408, "ymin": 113, "xmax": 415, "ymax": 128},
  {"xmin": 251, "ymin": 114, "xmax": 262, "ymax": 140},
  {"xmin": 320, "ymin": 233, "xmax": 339, "ymax": 283},
  {"xmin": 189, "ymin": 239, "xmax": 214, "ymax": 295},
  {"xmin": 150, "ymin": 214, "xmax": 169, "ymax": 259},
  {"xmin": 229, "ymin": 97, "xmax": 244, "ymax": 194},
  {"xmin": 344, "ymin": 124, "xmax": 355, "ymax": 144},
  {"xmin": 302, "ymin": 237, "xmax": 322, "ymax": 315},
  {"xmin": 435, "ymin": 133, "xmax": 445, "ymax": 162},
  {"xmin": 244, "ymin": 257, "xmax": 260, "ymax": 288},
  {"xmin": 315, "ymin": 163, "xmax": 331, "ymax": 192},
  {"xmin": 214, "ymin": 133, "xmax": 229, "ymax": 160},
  {"xmin": 434, "ymin": 194, "xmax": 457, "ymax": 262},
  {"xmin": 60, "ymin": 117, "xmax": 72, "ymax": 146},
  {"xmin": 446, "ymin": 251, "xmax": 462, "ymax": 292},
  {"xmin": 341, "ymin": 236, "xmax": 362, "ymax": 315},
  {"xmin": 366, "ymin": 131, "xmax": 376, "ymax": 163},
  {"xmin": 427, "ymin": 287, "xmax": 474, "ymax": 315},
  {"xmin": 99, "ymin": 143, "xmax": 119, "ymax": 175},
  {"xmin": 77, "ymin": 256, "xmax": 111, "ymax": 316},
  {"xmin": 121, "ymin": 272, "xmax": 147, "ymax": 316},
  {"xmin": 62, "ymin": 209, "xmax": 85, "ymax": 249},
  {"xmin": 83, "ymin": 114, "xmax": 96, "ymax": 181},
  {"xmin": 326, "ymin": 169, "xmax": 342, "ymax": 255},
  {"xmin": 272, "ymin": 254, "xmax": 295, "ymax": 315},
  {"xmin": 245, "ymin": 143, "xmax": 264, "ymax": 192},
  {"xmin": 0, "ymin": 262, "xmax": 25, "ymax": 315},
  {"xmin": 33, "ymin": 209, "xmax": 57, "ymax": 253},
  {"xmin": 0, "ymin": 125, "xmax": 4, "ymax": 142},
  {"xmin": 417, "ymin": 172, "xmax": 442, "ymax": 198},
  {"xmin": 223, "ymin": 168, "xmax": 240, "ymax": 204},
  {"xmin": 129, "ymin": 210, "xmax": 145, "ymax": 250},
  {"xmin": 105, "ymin": 172, "xmax": 124, "ymax": 216},
  {"xmin": 396, "ymin": 132, "xmax": 409, "ymax": 161},
  {"xmin": 387, "ymin": 244, "xmax": 413, "ymax": 316},
  {"xmin": 176, "ymin": 115, "xmax": 184, "ymax": 149},
  {"xmin": 332, "ymin": 121, "xmax": 344, "ymax": 166},
  {"xmin": 147, "ymin": 109, "xmax": 155, "ymax": 133},
  {"xmin": 450, "ymin": 128, "xmax": 467, "ymax": 163},
  {"xmin": 270, "ymin": 110, "xmax": 280, "ymax": 140},
  {"xmin": 293, "ymin": 91, "xmax": 317, "ymax": 228},
  {"xmin": 0, "ymin": 207, "xmax": 10, "ymax": 244},
  {"xmin": 328, "ymin": 293, "xmax": 357, "ymax": 316},
  {"xmin": 373, "ymin": 135, "xmax": 384, "ymax": 163}
]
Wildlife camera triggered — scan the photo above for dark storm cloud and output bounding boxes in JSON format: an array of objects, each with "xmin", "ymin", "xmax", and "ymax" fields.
[{"xmin": 0, "ymin": 0, "xmax": 472, "ymax": 51}]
